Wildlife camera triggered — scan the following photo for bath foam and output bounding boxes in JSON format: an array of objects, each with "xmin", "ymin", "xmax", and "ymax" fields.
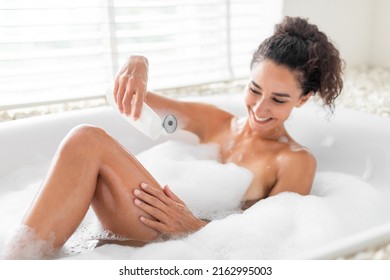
[
  {"xmin": 1, "ymin": 142, "xmax": 389, "ymax": 259},
  {"xmin": 0, "ymin": 167, "xmax": 59, "ymax": 259},
  {"xmin": 71, "ymin": 171, "xmax": 390, "ymax": 260},
  {"xmin": 136, "ymin": 140, "xmax": 254, "ymax": 220},
  {"xmin": 1, "ymin": 225, "xmax": 57, "ymax": 260},
  {"xmin": 0, "ymin": 169, "xmax": 43, "ymax": 254}
]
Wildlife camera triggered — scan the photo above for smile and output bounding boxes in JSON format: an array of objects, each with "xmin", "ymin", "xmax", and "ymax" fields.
[
  {"xmin": 250, "ymin": 109, "xmax": 273, "ymax": 124},
  {"xmin": 255, "ymin": 116, "xmax": 272, "ymax": 122}
]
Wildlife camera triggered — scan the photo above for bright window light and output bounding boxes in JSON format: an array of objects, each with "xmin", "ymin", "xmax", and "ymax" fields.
[{"xmin": 0, "ymin": 0, "xmax": 282, "ymax": 109}]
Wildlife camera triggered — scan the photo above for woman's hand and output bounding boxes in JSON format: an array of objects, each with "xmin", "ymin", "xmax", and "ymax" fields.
[
  {"xmin": 133, "ymin": 183, "xmax": 208, "ymax": 237},
  {"xmin": 113, "ymin": 55, "xmax": 149, "ymax": 120}
]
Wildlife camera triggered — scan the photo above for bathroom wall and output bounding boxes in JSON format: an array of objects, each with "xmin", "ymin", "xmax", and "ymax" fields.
[
  {"xmin": 370, "ymin": 0, "xmax": 390, "ymax": 68},
  {"xmin": 283, "ymin": 0, "xmax": 390, "ymax": 69}
]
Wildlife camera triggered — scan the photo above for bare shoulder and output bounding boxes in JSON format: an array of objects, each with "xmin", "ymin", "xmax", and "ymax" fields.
[
  {"xmin": 270, "ymin": 143, "xmax": 317, "ymax": 196},
  {"xmin": 277, "ymin": 144, "xmax": 316, "ymax": 170}
]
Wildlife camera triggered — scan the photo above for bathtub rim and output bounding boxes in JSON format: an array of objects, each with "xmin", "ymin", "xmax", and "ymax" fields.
[{"xmin": 301, "ymin": 221, "xmax": 390, "ymax": 259}]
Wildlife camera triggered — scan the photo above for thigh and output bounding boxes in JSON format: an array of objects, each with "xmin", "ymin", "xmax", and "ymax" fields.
[{"xmin": 91, "ymin": 136, "xmax": 162, "ymax": 242}]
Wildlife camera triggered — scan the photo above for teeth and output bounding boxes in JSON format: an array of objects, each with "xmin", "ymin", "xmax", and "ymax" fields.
[
  {"xmin": 255, "ymin": 117, "xmax": 270, "ymax": 122},
  {"xmin": 253, "ymin": 113, "xmax": 271, "ymax": 122}
]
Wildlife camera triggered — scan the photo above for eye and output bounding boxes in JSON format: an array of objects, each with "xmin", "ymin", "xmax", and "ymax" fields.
[
  {"xmin": 273, "ymin": 98, "xmax": 286, "ymax": 104},
  {"xmin": 249, "ymin": 86, "xmax": 260, "ymax": 95}
]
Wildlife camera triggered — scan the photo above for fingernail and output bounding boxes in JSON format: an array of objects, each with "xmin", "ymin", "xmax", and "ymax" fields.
[
  {"xmin": 134, "ymin": 189, "xmax": 141, "ymax": 196},
  {"xmin": 140, "ymin": 216, "xmax": 145, "ymax": 222},
  {"xmin": 134, "ymin": 199, "xmax": 141, "ymax": 205},
  {"xmin": 141, "ymin": 183, "xmax": 148, "ymax": 189}
]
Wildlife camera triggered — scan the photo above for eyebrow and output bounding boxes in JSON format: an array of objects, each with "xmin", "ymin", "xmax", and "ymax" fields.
[{"xmin": 250, "ymin": 80, "xmax": 291, "ymax": 98}]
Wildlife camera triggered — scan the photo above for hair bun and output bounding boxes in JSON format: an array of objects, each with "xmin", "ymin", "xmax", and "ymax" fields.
[{"xmin": 275, "ymin": 17, "xmax": 317, "ymax": 42}]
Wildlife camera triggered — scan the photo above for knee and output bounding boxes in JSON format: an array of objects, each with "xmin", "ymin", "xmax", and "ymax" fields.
[
  {"xmin": 59, "ymin": 124, "xmax": 110, "ymax": 156},
  {"xmin": 69, "ymin": 124, "xmax": 108, "ymax": 141}
]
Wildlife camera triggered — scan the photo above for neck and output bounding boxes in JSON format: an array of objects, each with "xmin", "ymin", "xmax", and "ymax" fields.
[{"xmin": 237, "ymin": 117, "xmax": 287, "ymax": 142}]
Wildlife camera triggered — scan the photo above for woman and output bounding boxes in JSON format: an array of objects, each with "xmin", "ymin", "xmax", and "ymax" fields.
[{"xmin": 3, "ymin": 16, "xmax": 343, "ymax": 259}]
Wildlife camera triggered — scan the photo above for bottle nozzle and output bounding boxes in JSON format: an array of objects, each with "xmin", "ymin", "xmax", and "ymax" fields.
[{"xmin": 163, "ymin": 115, "xmax": 178, "ymax": 134}]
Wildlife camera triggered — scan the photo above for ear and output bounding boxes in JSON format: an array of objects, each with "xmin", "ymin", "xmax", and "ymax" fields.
[{"xmin": 295, "ymin": 92, "xmax": 312, "ymax": 108}]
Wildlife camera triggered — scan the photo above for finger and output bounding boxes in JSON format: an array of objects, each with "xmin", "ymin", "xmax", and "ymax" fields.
[
  {"xmin": 163, "ymin": 185, "xmax": 185, "ymax": 204},
  {"xmin": 112, "ymin": 78, "xmax": 119, "ymax": 104},
  {"xmin": 140, "ymin": 183, "xmax": 172, "ymax": 206},
  {"xmin": 122, "ymin": 83, "xmax": 134, "ymax": 116},
  {"xmin": 134, "ymin": 198, "xmax": 167, "ymax": 222},
  {"xmin": 134, "ymin": 188, "xmax": 168, "ymax": 212},
  {"xmin": 132, "ymin": 90, "xmax": 145, "ymax": 121},
  {"xmin": 116, "ymin": 79, "xmax": 126, "ymax": 113},
  {"xmin": 139, "ymin": 216, "xmax": 168, "ymax": 233}
]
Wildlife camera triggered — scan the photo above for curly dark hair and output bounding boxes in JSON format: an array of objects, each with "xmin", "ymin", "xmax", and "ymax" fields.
[{"xmin": 251, "ymin": 16, "xmax": 344, "ymax": 111}]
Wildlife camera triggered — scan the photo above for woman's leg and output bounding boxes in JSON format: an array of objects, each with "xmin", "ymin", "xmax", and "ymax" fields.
[{"xmin": 19, "ymin": 124, "xmax": 161, "ymax": 252}]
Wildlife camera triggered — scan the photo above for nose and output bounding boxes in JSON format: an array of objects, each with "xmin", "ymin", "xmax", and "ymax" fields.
[{"xmin": 252, "ymin": 98, "xmax": 270, "ymax": 115}]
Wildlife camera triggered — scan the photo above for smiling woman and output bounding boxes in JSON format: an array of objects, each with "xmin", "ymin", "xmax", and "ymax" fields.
[{"xmin": 2, "ymin": 16, "xmax": 344, "ymax": 259}]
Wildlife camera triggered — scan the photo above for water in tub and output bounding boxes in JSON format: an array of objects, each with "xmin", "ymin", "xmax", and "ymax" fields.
[{"xmin": 1, "ymin": 129, "xmax": 390, "ymax": 259}]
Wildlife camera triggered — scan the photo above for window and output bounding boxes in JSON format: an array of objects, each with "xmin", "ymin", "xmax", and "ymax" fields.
[{"xmin": 0, "ymin": 0, "xmax": 282, "ymax": 109}]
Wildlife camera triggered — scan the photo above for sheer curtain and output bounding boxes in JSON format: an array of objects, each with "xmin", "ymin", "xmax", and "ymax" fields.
[{"xmin": 0, "ymin": 0, "xmax": 282, "ymax": 109}]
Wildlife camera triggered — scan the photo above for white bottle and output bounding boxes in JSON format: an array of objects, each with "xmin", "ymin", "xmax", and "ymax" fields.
[{"xmin": 105, "ymin": 86, "xmax": 164, "ymax": 140}]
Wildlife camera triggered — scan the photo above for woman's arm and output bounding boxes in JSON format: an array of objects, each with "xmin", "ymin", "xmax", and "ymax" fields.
[
  {"xmin": 113, "ymin": 55, "xmax": 232, "ymax": 142},
  {"xmin": 145, "ymin": 91, "xmax": 230, "ymax": 142}
]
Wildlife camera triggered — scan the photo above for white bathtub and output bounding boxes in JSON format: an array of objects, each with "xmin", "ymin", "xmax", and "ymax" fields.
[{"xmin": 1, "ymin": 93, "xmax": 390, "ymax": 259}]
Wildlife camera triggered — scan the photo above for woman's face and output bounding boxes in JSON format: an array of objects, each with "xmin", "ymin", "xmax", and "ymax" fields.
[{"xmin": 245, "ymin": 59, "xmax": 310, "ymax": 137}]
